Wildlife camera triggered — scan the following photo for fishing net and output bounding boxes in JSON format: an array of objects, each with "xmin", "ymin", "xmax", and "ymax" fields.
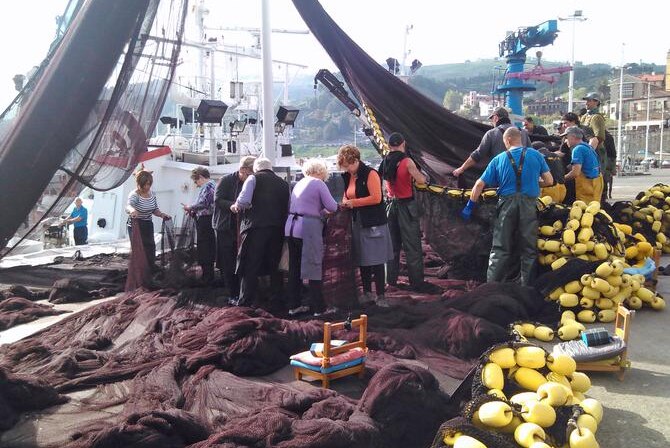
[
  {"xmin": 293, "ymin": 0, "xmax": 495, "ymax": 188},
  {"xmin": 417, "ymin": 190, "xmax": 497, "ymax": 281},
  {"xmin": 0, "ymin": 0, "xmax": 188, "ymax": 256},
  {"xmin": 429, "ymin": 341, "xmax": 586, "ymax": 448}
]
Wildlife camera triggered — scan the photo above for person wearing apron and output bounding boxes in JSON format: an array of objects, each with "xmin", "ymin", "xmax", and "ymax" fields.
[
  {"xmin": 563, "ymin": 126, "xmax": 604, "ymax": 203},
  {"xmin": 285, "ymin": 159, "xmax": 338, "ymax": 316},
  {"xmin": 462, "ymin": 127, "xmax": 553, "ymax": 286}
]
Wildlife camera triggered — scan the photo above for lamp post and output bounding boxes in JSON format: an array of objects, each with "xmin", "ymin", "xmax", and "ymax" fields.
[
  {"xmin": 660, "ymin": 101, "xmax": 665, "ymax": 163},
  {"xmin": 616, "ymin": 44, "xmax": 625, "ymax": 167},
  {"xmin": 644, "ymin": 82, "xmax": 651, "ymax": 161},
  {"xmin": 559, "ymin": 10, "xmax": 587, "ymax": 113}
]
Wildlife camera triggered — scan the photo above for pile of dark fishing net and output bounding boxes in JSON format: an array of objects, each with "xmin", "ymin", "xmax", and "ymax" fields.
[
  {"xmin": 417, "ymin": 191, "xmax": 497, "ymax": 281},
  {"xmin": 0, "ymin": 277, "xmax": 560, "ymax": 447}
]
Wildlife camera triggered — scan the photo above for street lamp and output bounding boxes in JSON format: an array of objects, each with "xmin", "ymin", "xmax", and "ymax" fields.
[
  {"xmin": 616, "ymin": 43, "xmax": 625, "ymax": 167},
  {"xmin": 644, "ymin": 82, "xmax": 651, "ymax": 160},
  {"xmin": 559, "ymin": 10, "xmax": 587, "ymax": 113}
]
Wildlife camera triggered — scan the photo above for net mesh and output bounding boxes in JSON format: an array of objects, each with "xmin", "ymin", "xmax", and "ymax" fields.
[{"xmin": 0, "ymin": 0, "xmax": 188, "ymax": 257}]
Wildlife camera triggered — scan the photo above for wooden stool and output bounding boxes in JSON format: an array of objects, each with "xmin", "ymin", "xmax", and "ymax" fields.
[
  {"xmin": 576, "ymin": 305, "xmax": 634, "ymax": 381},
  {"xmin": 291, "ymin": 314, "xmax": 367, "ymax": 388}
]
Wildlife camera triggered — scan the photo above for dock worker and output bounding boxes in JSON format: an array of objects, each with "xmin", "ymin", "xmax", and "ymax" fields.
[
  {"xmin": 213, "ymin": 156, "xmax": 255, "ymax": 303},
  {"xmin": 379, "ymin": 132, "xmax": 430, "ymax": 292},
  {"xmin": 562, "ymin": 126, "xmax": 604, "ymax": 203},
  {"xmin": 462, "ymin": 127, "xmax": 553, "ymax": 285},
  {"xmin": 231, "ymin": 157, "xmax": 289, "ymax": 307},
  {"xmin": 65, "ymin": 197, "xmax": 88, "ymax": 245},
  {"xmin": 452, "ymin": 106, "xmax": 532, "ymax": 178},
  {"xmin": 580, "ymin": 93, "xmax": 608, "ymax": 186}
]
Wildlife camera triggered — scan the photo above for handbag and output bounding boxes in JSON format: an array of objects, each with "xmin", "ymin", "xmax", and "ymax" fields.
[{"xmin": 278, "ymin": 240, "xmax": 290, "ymax": 272}]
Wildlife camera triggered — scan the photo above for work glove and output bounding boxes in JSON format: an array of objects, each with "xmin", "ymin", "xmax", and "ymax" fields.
[{"xmin": 461, "ymin": 199, "xmax": 476, "ymax": 221}]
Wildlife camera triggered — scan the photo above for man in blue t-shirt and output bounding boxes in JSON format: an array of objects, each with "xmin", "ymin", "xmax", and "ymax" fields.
[
  {"xmin": 462, "ymin": 127, "xmax": 553, "ymax": 285},
  {"xmin": 65, "ymin": 197, "xmax": 88, "ymax": 245},
  {"xmin": 562, "ymin": 126, "xmax": 603, "ymax": 203}
]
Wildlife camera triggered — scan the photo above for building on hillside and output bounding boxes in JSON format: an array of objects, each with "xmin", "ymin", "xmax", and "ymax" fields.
[
  {"xmin": 460, "ymin": 91, "xmax": 503, "ymax": 118},
  {"xmin": 608, "ymin": 50, "xmax": 670, "ymax": 122},
  {"xmin": 524, "ymin": 97, "xmax": 569, "ymax": 116},
  {"xmin": 608, "ymin": 74, "xmax": 670, "ymax": 123}
]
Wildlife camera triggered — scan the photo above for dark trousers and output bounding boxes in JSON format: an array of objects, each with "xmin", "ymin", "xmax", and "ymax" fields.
[
  {"xmin": 128, "ymin": 219, "xmax": 155, "ymax": 268},
  {"xmin": 196, "ymin": 214, "xmax": 216, "ymax": 282},
  {"xmin": 216, "ymin": 228, "xmax": 239, "ymax": 297},
  {"xmin": 386, "ymin": 198, "xmax": 424, "ymax": 286},
  {"xmin": 237, "ymin": 227, "xmax": 284, "ymax": 306},
  {"xmin": 564, "ymin": 179, "xmax": 576, "ymax": 204},
  {"xmin": 287, "ymin": 236, "xmax": 325, "ymax": 312},
  {"xmin": 488, "ymin": 194, "xmax": 537, "ymax": 286},
  {"xmin": 73, "ymin": 226, "xmax": 88, "ymax": 245},
  {"xmin": 360, "ymin": 264, "xmax": 385, "ymax": 296}
]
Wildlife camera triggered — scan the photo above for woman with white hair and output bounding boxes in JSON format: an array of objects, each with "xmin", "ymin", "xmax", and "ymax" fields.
[{"xmin": 285, "ymin": 158, "xmax": 338, "ymax": 316}]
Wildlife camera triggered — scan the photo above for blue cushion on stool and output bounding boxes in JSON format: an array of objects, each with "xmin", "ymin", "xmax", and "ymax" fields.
[{"xmin": 290, "ymin": 357, "xmax": 365, "ymax": 374}]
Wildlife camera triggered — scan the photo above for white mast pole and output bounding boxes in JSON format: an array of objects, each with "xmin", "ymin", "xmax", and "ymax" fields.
[
  {"xmin": 261, "ymin": 0, "xmax": 275, "ymax": 165},
  {"xmin": 209, "ymin": 49, "xmax": 217, "ymax": 167}
]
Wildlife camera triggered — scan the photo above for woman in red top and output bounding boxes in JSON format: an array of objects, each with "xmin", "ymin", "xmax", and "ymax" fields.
[{"xmin": 338, "ymin": 145, "xmax": 393, "ymax": 307}]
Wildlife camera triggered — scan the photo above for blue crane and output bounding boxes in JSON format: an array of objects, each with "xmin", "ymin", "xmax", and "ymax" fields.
[{"xmin": 495, "ymin": 20, "xmax": 559, "ymax": 116}]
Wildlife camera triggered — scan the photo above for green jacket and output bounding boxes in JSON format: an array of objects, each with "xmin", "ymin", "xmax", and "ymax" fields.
[{"xmin": 581, "ymin": 110, "xmax": 608, "ymax": 174}]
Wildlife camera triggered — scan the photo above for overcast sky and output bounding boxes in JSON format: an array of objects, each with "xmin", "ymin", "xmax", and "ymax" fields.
[{"xmin": 0, "ymin": 0, "xmax": 668, "ymax": 106}]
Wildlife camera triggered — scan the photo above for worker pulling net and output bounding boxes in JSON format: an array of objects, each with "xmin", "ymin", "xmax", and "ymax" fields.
[{"xmin": 0, "ymin": 0, "xmax": 188, "ymax": 256}]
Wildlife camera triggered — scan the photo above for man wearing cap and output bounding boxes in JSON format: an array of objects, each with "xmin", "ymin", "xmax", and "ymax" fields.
[
  {"xmin": 379, "ymin": 132, "xmax": 428, "ymax": 290},
  {"xmin": 580, "ymin": 93, "xmax": 609, "ymax": 187},
  {"xmin": 462, "ymin": 127, "xmax": 552, "ymax": 285},
  {"xmin": 563, "ymin": 126, "xmax": 603, "ymax": 203},
  {"xmin": 453, "ymin": 107, "xmax": 532, "ymax": 178}
]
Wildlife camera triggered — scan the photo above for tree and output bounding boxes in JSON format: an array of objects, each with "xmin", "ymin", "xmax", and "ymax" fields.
[
  {"xmin": 322, "ymin": 122, "xmax": 339, "ymax": 141},
  {"xmin": 442, "ymin": 89, "xmax": 462, "ymax": 111}
]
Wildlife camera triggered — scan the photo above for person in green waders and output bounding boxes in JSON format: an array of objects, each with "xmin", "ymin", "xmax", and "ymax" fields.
[{"xmin": 461, "ymin": 127, "xmax": 553, "ymax": 285}]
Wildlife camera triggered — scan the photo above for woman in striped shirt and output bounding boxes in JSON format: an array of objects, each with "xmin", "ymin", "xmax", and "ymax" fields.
[{"xmin": 126, "ymin": 169, "xmax": 170, "ymax": 269}]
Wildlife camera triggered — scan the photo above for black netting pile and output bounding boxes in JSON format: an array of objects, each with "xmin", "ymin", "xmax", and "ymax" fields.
[
  {"xmin": 321, "ymin": 209, "xmax": 358, "ymax": 310},
  {"xmin": 0, "ymin": 366, "xmax": 68, "ymax": 431},
  {"xmin": 417, "ymin": 190, "xmax": 497, "ymax": 281},
  {"xmin": 445, "ymin": 282, "xmax": 557, "ymax": 328},
  {"xmin": 0, "ymin": 0, "xmax": 188, "ymax": 256},
  {"xmin": 358, "ymin": 362, "xmax": 455, "ymax": 448}
]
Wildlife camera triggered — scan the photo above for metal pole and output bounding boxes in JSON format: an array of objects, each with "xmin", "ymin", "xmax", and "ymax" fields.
[
  {"xmin": 660, "ymin": 101, "xmax": 665, "ymax": 163},
  {"xmin": 209, "ymin": 49, "xmax": 217, "ymax": 167},
  {"xmin": 261, "ymin": 0, "xmax": 276, "ymax": 165},
  {"xmin": 616, "ymin": 45, "xmax": 624, "ymax": 167},
  {"xmin": 560, "ymin": 11, "xmax": 586, "ymax": 113},
  {"xmin": 645, "ymin": 82, "xmax": 651, "ymax": 160},
  {"xmin": 568, "ymin": 17, "xmax": 576, "ymax": 112}
]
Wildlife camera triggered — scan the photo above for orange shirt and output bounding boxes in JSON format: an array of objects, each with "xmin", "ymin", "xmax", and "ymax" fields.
[{"xmin": 343, "ymin": 169, "xmax": 382, "ymax": 207}]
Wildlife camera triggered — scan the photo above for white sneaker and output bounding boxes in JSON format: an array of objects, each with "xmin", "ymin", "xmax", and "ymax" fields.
[{"xmin": 288, "ymin": 305, "xmax": 309, "ymax": 316}]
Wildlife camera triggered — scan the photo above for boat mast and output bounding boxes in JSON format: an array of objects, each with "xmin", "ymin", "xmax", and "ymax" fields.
[{"xmin": 261, "ymin": 0, "xmax": 275, "ymax": 165}]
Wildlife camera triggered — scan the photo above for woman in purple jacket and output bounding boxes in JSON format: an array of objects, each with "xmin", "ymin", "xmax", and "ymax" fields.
[
  {"xmin": 285, "ymin": 159, "xmax": 338, "ymax": 316},
  {"xmin": 182, "ymin": 166, "xmax": 217, "ymax": 284}
]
